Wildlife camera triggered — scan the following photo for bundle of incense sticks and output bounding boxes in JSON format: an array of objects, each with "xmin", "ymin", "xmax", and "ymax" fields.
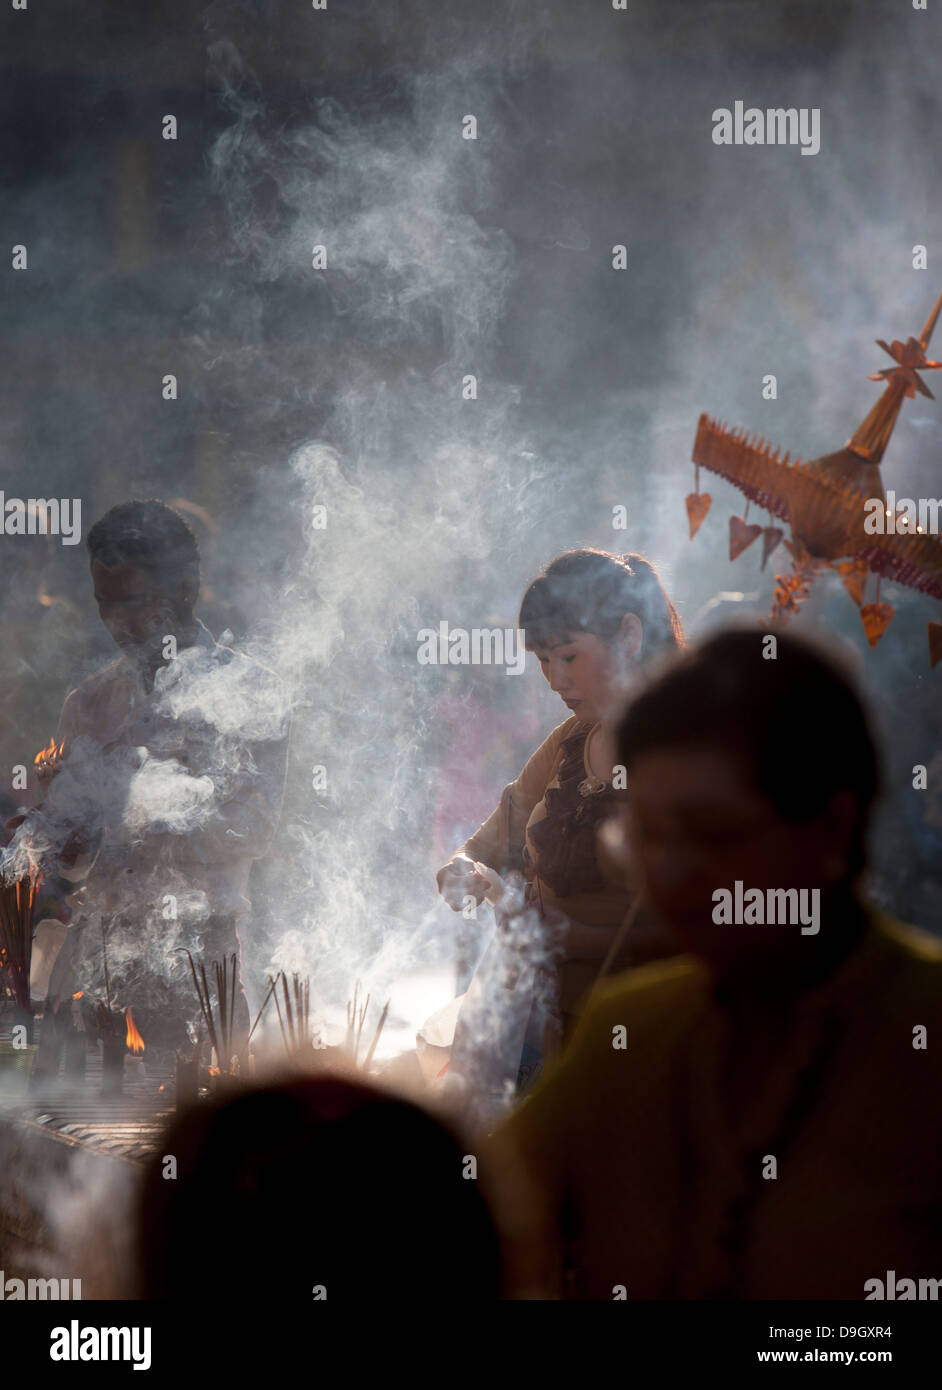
[
  {"xmin": 268, "ymin": 970, "xmax": 311, "ymax": 1056},
  {"xmin": 345, "ymin": 980, "xmax": 389, "ymax": 1070},
  {"xmin": 185, "ymin": 950, "xmax": 238, "ymax": 1074},
  {"xmin": 346, "ymin": 980, "xmax": 369, "ymax": 1060},
  {"xmin": 249, "ymin": 973, "xmax": 389, "ymax": 1068},
  {"xmin": 0, "ymin": 872, "xmax": 41, "ymax": 1012}
]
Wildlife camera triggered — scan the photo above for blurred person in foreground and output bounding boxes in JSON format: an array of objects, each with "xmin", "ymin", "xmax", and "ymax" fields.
[
  {"xmin": 498, "ymin": 627, "xmax": 942, "ymax": 1298},
  {"xmin": 135, "ymin": 1074, "xmax": 522, "ymax": 1301}
]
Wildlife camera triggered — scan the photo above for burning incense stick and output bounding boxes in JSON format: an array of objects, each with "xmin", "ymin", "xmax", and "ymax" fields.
[
  {"xmin": 228, "ymin": 955, "xmax": 236, "ymax": 1054},
  {"xmin": 270, "ymin": 971, "xmax": 286, "ymax": 1049},
  {"xmin": 248, "ymin": 974, "xmax": 278, "ymax": 1043},
  {"xmin": 361, "ymin": 1001, "xmax": 389, "ymax": 1072},
  {"xmin": 281, "ymin": 971, "xmax": 293, "ymax": 1043},
  {"xmin": 295, "ymin": 974, "xmax": 309, "ymax": 1045},
  {"xmin": 0, "ymin": 872, "xmax": 41, "ymax": 1012},
  {"xmin": 195, "ymin": 958, "xmax": 218, "ymax": 1061},
  {"xmin": 100, "ymin": 916, "xmax": 112, "ymax": 1010}
]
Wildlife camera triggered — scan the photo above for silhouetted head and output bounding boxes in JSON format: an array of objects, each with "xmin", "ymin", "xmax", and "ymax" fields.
[
  {"xmin": 519, "ymin": 549, "xmax": 683, "ymax": 725},
  {"xmin": 616, "ymin": 626, "xmax": 881, "ymax": 983},
  {"xmin": 136, "ymin": 1074, "xmax": 503, "ymax": 1302},
  {"xmin": 87, "ymin": 501, "xmax": 200, "ymax": 665}
]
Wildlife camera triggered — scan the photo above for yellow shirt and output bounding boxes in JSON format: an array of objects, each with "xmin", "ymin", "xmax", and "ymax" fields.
[{"xmin": 499, "ymin": 911, "xmax": 942, "ymax": 1298}]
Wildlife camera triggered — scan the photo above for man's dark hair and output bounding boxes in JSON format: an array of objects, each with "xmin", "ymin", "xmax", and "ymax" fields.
[
  {"xmin": 86, "ymin": 499, "xmax": 200, "ymax": 596},
  {"xmin": 616, "ymin": 626, "xmax": 882, "ymax": 877},
  {"xmin": 136, "ymin": 1076, "xmax": 502, "ymax": 1301}
]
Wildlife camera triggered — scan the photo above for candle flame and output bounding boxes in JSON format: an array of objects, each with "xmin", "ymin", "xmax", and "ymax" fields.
[{"xmin": 125, "ymin": 1008, "xmax": 146, "ymax": 1054}]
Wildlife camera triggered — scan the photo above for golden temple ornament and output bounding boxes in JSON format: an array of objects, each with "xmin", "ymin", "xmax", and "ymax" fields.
[{"xmin": 686, "ymin": 292, "xmax": 942, "ymax": 666}]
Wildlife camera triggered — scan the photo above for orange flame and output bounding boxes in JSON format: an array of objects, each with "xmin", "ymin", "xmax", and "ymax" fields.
[
  {"xmin": 33, "ymin": 736, "xmax": 55, "ymax": 765},
  {"xmin": 72, "ymin": 991, "xmax": 83, "ymax": 999},
  {"xmin": 125, "ymin": 1008, "xmax": 146, "ymax": 1054},
  {"xmin": 15, "ymin": 873, "xmax": 42, "ymax": 912},
  {"xmin": 34, "ymin": 736, "xmax": 64, "ymax": 768}
]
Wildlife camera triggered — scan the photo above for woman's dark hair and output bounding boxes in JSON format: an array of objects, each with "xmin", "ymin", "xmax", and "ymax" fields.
[
  {"xmin": 86, "ymin": 499, "xmax": 200, "ymax": 596},
  {"xmin": 136, "ymin": 1075, "xmax": 502, "ymax": 1301},
  {"xmin": 616, "ymin": 626, "xmax": 882, "ymax": 877},
  {"xmin": 518, "ymin": 549, "xmax": 684, "ymax": 660}
]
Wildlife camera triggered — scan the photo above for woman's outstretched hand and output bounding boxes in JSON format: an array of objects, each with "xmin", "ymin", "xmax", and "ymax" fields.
[{"xmin": 436, "ymin": 855, "xmax": 496, "ymax": 910}]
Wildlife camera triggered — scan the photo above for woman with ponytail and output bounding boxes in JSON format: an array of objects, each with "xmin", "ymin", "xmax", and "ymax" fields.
[{"xmin": 431, "ymin": 549, "xmax": 684, "ymax": 1083}]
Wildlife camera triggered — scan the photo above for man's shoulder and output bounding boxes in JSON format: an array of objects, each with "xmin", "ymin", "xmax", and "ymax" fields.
[
  {"xmin": 572, "ymin": 954, "xmax": 707, "ymax": 1048},
  {"xmin": 63, "ymin": 655, "xmax": 128, "ymax": 707},
  {"xmin": 504, "ymin": 957, "xmax": 704, "ymax": 1145},
  {"xmin": 873, "ymin": 911, "xmax": 942, "ymax": 964},
  {"xmin": 868, "ymin": 911, "xmax": 942, "ymax": 1009},
  {"xmin": 594, "ymin": 952, "xmax": 705, "ymax": 1001}
]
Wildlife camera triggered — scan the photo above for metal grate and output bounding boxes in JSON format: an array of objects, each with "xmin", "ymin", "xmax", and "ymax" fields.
[{"xmin": 1, "ymin": 1016, "xmax": 174, "ymax": 1165}]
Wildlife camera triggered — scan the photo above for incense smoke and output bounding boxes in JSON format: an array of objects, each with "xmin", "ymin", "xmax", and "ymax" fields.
[
  {"xmin": 1, "ymin": 0, "xmax": 939, "ymax": 1063},
  {"xmin": 2, "ymin": 0, "xmax": 941, "ymax": 1294}
]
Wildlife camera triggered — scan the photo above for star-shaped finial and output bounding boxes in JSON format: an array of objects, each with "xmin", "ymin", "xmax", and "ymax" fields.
[{"xmin": 868, "ymin": 335, "xmax": 942, "ymax": 399}]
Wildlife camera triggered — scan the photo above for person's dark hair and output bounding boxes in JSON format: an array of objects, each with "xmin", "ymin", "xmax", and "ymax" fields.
[
  {"xmin": 86, "ymin": 500, "xmax": 200, "ymax": 597},
  {"xmin": 616, "ymin": 626, "xmax": 882, "ymax": 877},
  {"xmin": 136, "ymin": 1075, "xmax": 502, "ymax": 1301},
  {"xmin": 518, "ymin": 549, "xmax": 684, "ymax": 660}
]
